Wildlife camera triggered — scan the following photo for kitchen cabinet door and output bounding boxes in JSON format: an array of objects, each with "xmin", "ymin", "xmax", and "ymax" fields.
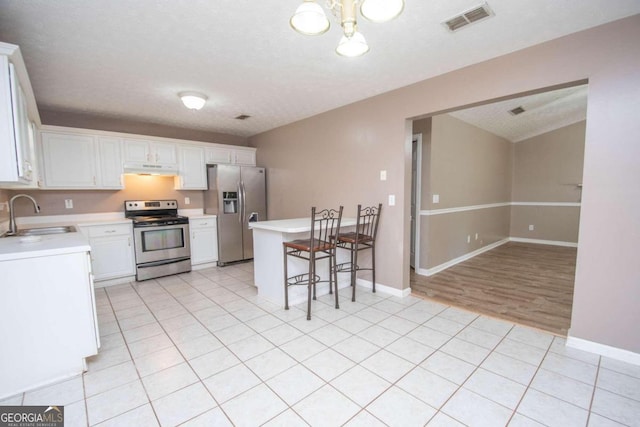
[
  {"xmin": 41, "ymin": 132, "xmax": 98, "ymax": 188},
  {"xmin": 176, "ymin": 145, "xmax": 207, "ymax": 190},
  {"xmin": 80, "ymin": 223, "xmax": 135, "ymax": 281},
  {"xmin": 154, "ymin": 142, "xmax": 177, "ymax": 165},
  {"xmin": 97, "ymin": 137, "xmax": 123, "ymax": 189},
  {"xmin": 190, "ymin": 217, "xmax": 218, "ymax": 266},
  {"xmin": 0, "ymin": 53, "xmax": 37, "ymax": 186},
  {"xmin": 206, "ymin": 147, "xmax": 232, "ymax": 164},
  {"xmin": 123, "ymin": 138, "xmax": 177, "ymax": 166},
  {"xmin": 123, "ymin": 138, "xmax": 151, "ymax": 163},
  {"xmin": 233, "ymin": 149, "xmax": 256, "ymax": 166}
]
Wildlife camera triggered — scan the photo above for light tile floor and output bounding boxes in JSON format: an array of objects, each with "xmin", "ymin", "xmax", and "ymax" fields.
[{"xmin": 2, "ymin": 262, "xmax": 640, "ymax": 426}]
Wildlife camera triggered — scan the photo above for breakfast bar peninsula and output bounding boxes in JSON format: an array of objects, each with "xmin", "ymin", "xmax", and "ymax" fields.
[{"xmin": 249, "ymin": 217, "xmax": 356, "ymax": 306}]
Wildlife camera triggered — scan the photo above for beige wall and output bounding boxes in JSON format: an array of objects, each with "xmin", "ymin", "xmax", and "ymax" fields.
[
  {"xmin": 424, "ymin": 206, "xmax": 511, "ymax": 268},
  {"xmin": 512, "ymin": 121, "xmax": 585, "ymax": 202},
  {"xmin": 430, "ymin": 115, "xmax": 513, "ymax": 209},
  {"xmin": 510, "ymin": 121, "xmax": 585, "ymax": 242},
  {"xmin": 418, "ymin": 115, "xmax": 512, "ymax": 268},
  {"xmin": 39, "ymin": 109, "xmax": 248, "ymax": 146},
  {"xmin": 9, "ymin": 175, "xmax": 204, "ymax": 217},
  {"xmin": 250, "ymin": 16, "xmax": 640, "ymax": 353}
]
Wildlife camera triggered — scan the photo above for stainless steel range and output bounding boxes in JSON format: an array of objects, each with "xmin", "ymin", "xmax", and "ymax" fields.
[{"xmin": 125, "ymin": 200, "xmax": 191, "ymax": 281}]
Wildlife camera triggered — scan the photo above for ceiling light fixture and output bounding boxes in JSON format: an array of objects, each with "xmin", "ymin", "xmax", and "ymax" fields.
[
  {"xmin": 179, "ymin": 92, "xmax": 207, "ymax": 110},
  {"xmin": 290, "ymin": 0, "xmax": 404, "ymax": 57}
]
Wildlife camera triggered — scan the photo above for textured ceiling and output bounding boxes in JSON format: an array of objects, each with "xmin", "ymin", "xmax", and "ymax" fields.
[
  {"xmin": 449, "ymin": 85, "xmax": 588, "ymax": 142},
  {"xmin": 0, "ymin": 1, "xmax": 638, "ymax": 138}
]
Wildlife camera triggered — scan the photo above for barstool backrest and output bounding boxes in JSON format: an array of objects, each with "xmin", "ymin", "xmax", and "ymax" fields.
[
  {"xmin": 310, "ymin": 206, "xmax": 343, "ymax": 247},
  {"xmin": 355, "ymin": 203, "xmax": 382, "ymax": 241}
]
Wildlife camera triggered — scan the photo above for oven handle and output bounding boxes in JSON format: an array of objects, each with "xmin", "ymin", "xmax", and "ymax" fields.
[{"xmin": 133, "ymin": 222, "xmax": 189, "ymax": 229}]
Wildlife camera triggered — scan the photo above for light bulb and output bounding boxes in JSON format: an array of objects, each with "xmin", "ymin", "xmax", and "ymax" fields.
[
  {"xmin": 290, "ymin": 0, "xmax": 330, "ymax": 35},
  {"xmin": 336, "ymin": 32, "xmax": 370, "ymax": 57}
]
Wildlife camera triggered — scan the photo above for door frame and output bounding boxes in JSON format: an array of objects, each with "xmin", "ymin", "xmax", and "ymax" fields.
[{"xmin": 411, "ymin": 133, "xmax": 423, "ymax": 272}]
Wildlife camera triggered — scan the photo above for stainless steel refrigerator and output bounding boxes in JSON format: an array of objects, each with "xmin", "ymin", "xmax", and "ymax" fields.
[{"xmin": 204, "ymin": 164, "xmax": 267, "ymax": 265}]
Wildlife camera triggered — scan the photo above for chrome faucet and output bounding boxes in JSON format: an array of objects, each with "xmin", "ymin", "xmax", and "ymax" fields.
[{"xmin": 7, "ymin": 194, "xmax": 40, "ymax": 236}]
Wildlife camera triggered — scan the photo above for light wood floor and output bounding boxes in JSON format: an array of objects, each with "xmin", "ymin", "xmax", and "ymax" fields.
[{"xmin": 410, "ymin": 242, "xmax": 577, "ymax": 336}]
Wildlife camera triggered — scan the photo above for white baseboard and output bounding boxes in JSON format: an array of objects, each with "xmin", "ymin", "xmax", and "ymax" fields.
[
  {"xmin": 94, "ymin": 276, "xmax": 135, "ymax": 288},
  {"xmin": 192, "ymin": 261, "xmax": 219, "ymax": 271},
  {"xmin": 422, "ymin": 238, "xmax": 510, "ymax": 277},
  {"xmin": 566, "ymin": 335, "xmax": 640, "ymax": 366},
  {"xmin": 415, "ymin": 237, "xmax": 578, "ymax": 277},
  {"xmin": 509, "ymin": 237, "xmax": 578, "ymax": 248},
  {"xmin": 356, "ymin": 278, "xmax": 411, "ymax": 298}
]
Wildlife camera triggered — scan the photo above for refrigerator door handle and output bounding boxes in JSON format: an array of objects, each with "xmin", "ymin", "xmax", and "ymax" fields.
[
  {"xmin": 238, "ymin": 181, "xmax": 243, "ymax": 224},
  {"xmin": 241, "ymin": 181, "xmax": 247, "ymax": 226}
]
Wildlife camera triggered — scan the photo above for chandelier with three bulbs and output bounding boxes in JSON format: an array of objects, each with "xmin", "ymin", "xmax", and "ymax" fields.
[{"xmin": 290, "ymin": 0, "xmax": 405, "ymax": 57}]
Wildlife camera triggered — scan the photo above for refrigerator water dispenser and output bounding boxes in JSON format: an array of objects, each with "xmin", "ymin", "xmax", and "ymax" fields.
[{"xmin": 222, "ymin": 191, "xmax": 238, "ymax": 214}]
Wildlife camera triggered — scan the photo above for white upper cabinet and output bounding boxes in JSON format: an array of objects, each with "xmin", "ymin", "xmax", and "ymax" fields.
[
  {"xmin": 233, "ymin": 148, "xmax": 256, "ymax": 166},
  {"xmin": 206, "ymin": 146, "xmax": 232, "ymax": 164},
  {"xmin": 205, "ymin": 146, "xmax": 256, "ymax": 166},
  {"xmin": 175, "ymin": 145, "xmax": 207, "ymax": 190},
  {"xmin": 123, "ymin": 139, "xmax": 177, "ymax": 166},
  {"xmin": 39, "ymin": 131, "xmax": 123, "ymax": 189},
  {"xmin": 41, "ymin": 132, "xmax": 98, "ymax": 188},
  {"xmin": 0, "ymin": 43, "xmax": 40, "ymax": 186},
  {"xmin": 97, "ymin": 137, "xmax": 124, "ymax": 189}
]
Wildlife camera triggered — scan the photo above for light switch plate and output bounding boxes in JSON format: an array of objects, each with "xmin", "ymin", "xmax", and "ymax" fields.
[
  {"xmin": 380, "ymin": 170, "xmax": 387, "ymax": 181},
  {"xmin": 65, "ymin": 199, "xmax": 73, "ymax": 209},
  {"xmin": 433, "ymin": 194, "xmax": 440, "ymax": 204},
  {"xmin": 388, "ymin": 194, "xmax": 395, "ymax": 206},
  {"xmin": 185, "ymin": 197, "xmax": 191, "ymax": 205}
]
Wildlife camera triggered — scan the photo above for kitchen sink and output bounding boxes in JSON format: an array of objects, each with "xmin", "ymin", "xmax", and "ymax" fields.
[{"xmin": 16, "ymin": 225, "xmax": 77, "ymax": 236}]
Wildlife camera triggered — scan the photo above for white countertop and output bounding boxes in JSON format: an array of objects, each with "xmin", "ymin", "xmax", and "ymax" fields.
[
  {"xmin": 249, "ymin": 217, "xmax": 356, "ymax": 233},
  {"xmin": 0, "ymin": 232, "xmax": 91, "ymax": 262}
]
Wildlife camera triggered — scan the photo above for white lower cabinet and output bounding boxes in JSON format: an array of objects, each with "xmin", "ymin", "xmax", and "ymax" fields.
[
  {"xmin": 79, "ymin": 222, "xmax": 135, "ymax": 281},
  {"xmin": 0, "ymin": 249, "xmax": 99, "ymax": 398},
  {"xmin": 190, "ymin": 217, "xmax": 218, "ymax": 266}
]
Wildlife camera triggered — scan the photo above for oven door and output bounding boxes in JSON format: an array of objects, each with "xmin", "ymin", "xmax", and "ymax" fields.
[{"xmin": 133, "ymin": 222, "xmax": 191, "ymax": 265}]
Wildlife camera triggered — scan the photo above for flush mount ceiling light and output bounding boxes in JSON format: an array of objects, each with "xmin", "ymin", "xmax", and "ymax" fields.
[
  {"xmin": 290, "ymin": 0, "xmax": 404, "ymax": 57},
  {"xmin": 179, "ymin": 92, "xmax": 207, "ymax": 110}
]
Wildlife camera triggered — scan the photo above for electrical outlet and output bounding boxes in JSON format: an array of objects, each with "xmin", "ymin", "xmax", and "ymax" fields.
[
  {"xmin": 529, "ymin": 224, "xmax": 535, "ymax": 231},
  {"xmin": 65, "ymin": 199, "xmax": 73, "ymax": 209},
  {"xmin": 467, "ymin": 235, "xmax": 471, "ymax": 243},
  {"xmin": 388, "ymin": 194, "xmax": 395, "ymax": 206},
  {"xmin": 475, "ymin": 233, "xmax": 478, "ymax": 240},
  {"xmin": 184, "ymin": 197, "xmax": 191, "ymax": 205},
  {"xmin": 0, "ymin": 201, "xmax": 7, "ymax": 211},
  {"xmin": 432, "ymin": 194, "xmax": 440, "ymax": 204}
]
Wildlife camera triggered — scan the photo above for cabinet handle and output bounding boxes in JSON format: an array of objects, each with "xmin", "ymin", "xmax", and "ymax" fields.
[
  {"xmin": 201, "ymin": 222, "xmax": 208, "ymax": 226},
  {"xmin": 192, "ymin": 232, "xmax": 195, "ymax": 239},
  {"xmin": 93, "ymin": 176, "xmax": 97, "ymax": 185},
  {"xmin": 105, "ymin": 230, "xmax": 116, "ymax": 234},
  {"xmin": 128, "ymin": 237, "xmax": 131, "ymax": 246},
  {"xmin": 155, "ymin": 153, "xmax": 159, "ymax": 162}
]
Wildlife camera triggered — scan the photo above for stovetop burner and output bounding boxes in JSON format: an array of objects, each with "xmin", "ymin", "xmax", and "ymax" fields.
[{"xmin": 124, "ymin": 200, "xmax": 189, "ymax": 226}]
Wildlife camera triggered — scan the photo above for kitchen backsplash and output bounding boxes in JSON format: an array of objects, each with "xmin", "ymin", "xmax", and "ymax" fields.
[{"xmin": 6, "ymin": 175, "xmax": 204, "ymax": 217}]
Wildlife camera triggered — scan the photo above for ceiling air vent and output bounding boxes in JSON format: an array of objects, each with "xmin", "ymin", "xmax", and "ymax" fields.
[
  {"xmin": 443, "ymin": 3, "xmax": 494, "ymax": 32},
  {"xmin": 235, "ymin": 114, "xmax": 251, "ymax": 120},
  {"xmin": 508, "ymin": 106, "xmax": 526, "ymax": 116}
]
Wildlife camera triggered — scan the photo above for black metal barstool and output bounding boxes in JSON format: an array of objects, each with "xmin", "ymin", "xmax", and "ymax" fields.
[
  {"xmin": 283, "ymin": 206, "xmax": 343, "ymax": 320},
  {"xmin": 336, "ymin": 204, "xmax": 382, "ymax": 302}
]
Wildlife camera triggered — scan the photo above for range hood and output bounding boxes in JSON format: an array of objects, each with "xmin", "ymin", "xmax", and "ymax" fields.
[{"xmin": 122, "ymin": 162, "xmax": 179, "ymax": 176}]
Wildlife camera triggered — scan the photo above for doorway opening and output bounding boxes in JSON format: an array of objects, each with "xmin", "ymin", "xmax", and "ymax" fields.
[{"xmin": 408, "ymin": 83, "xmax": 587, "ymax": 335}]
